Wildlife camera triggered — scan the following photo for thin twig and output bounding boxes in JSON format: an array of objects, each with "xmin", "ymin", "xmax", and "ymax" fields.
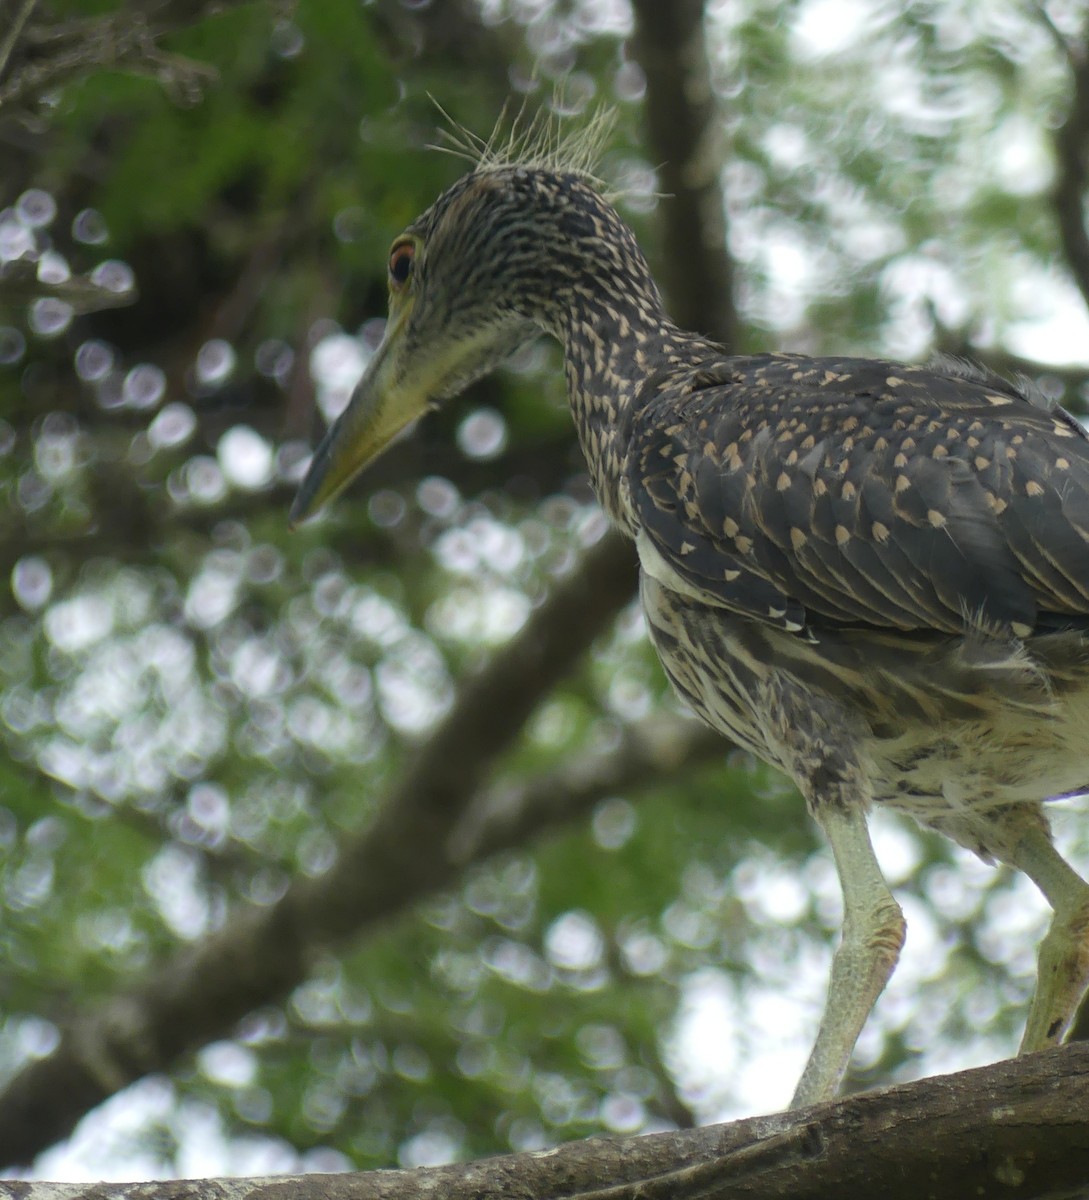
[{"xmin": 0, "ymin": 0, "xmax": 40, "ymax": 84}]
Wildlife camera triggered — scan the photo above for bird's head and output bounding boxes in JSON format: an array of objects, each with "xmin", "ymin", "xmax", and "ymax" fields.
[{"xmin": 290, "ymin": 158, "xmax": 659, "ymax": 523}]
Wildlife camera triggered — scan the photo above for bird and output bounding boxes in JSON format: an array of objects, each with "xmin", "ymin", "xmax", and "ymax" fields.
[{"xmin": 291, "ymin": 125, "xmax": 1089, "ymax": 1110}]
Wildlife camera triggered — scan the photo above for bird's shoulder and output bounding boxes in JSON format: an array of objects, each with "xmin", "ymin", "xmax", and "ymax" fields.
[
  {"xmin": 627, "ymin": 351, "xmax": 1089, "ymax": 635},
  {"xmin": 645, "ymin": 351, "xmax": 1085, "ymax": 441}
]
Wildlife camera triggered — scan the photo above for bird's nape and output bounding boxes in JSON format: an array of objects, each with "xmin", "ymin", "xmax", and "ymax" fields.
[{"xmin": 292, "ymin": 147, "xmax": 1089, "ymax": 1112}]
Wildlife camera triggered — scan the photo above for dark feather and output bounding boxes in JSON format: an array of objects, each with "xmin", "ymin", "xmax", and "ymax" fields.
[{"xmin": 629, "ymin": 353, "xmax": 1089, "ymax": 637}]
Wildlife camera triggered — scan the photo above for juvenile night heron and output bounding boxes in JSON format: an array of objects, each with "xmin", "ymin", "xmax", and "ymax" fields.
[{"xmin": 292, "ymin": 138, "xmax": 1089, "ymax": 1109}]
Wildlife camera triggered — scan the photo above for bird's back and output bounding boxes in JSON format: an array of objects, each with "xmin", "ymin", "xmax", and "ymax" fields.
[{"xmin": 630, "ymin": 351, "xmax": 1089, "ymax": 641}]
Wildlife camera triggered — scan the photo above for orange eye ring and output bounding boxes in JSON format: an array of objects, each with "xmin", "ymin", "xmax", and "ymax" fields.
[{"xmin": 389, "ymin": 241, "xmax": 415, "ymax": 289}]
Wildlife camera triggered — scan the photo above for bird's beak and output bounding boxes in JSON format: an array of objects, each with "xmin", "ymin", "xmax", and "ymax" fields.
[{"xmin": 290, "ymin": 307, "xmax": 425, "ymax": 525}]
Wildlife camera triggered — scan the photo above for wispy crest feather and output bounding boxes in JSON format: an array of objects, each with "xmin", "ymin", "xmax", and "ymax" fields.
[{"xmin": 428, "ymin": 95, "xmax": 618, "ymax": 196}]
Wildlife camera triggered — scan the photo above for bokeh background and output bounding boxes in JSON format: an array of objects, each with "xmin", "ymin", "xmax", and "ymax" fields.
[{"xmin": 2, "ymin": 0, "xmax": 1089, "ymax": 1180}]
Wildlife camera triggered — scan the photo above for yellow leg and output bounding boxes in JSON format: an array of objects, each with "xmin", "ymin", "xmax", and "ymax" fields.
[
  {"xmin": 1005, "ymin": 823, "xmax": 1089, "ymax": 1052},
  {"xmin": 790, "ymin": 804, "xmax": 905, "ymax": 1109}
]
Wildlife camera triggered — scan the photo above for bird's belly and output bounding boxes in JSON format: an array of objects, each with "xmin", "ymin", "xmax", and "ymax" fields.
[
  {"xmin": 864, "ymin": 713, "xmax": 1089, "ymax": 829},
  {"xmin": 640, "ymin": 573, "xmax": 1089, "ymax": 838}
]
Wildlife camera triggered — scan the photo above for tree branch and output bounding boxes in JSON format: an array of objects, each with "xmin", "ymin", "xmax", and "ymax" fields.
[
  {"xmin": 0, "ymin": 0, "xmax": 266, "ymax": 115},
  {"xmin": 628, "ymin": 0, "xmax": 738, "ymax": 347},
  {"xmin": 1049, "ymin": 21, "xmax": 1089, "ymax": 314},
  {"xmin": 9, "ymin": 1047, "xmax": 1089, "ymax": 1199},
  {"xmin": 448, "ymin": 712, "xmax": 724, "ymax": 866},
  {"xmin": 0, "ymin": 0, "xmax": 39, "ymax": 87},
  {"xmin": 0, "ymin": 256, "xmax": 137, "ymax": 314}
]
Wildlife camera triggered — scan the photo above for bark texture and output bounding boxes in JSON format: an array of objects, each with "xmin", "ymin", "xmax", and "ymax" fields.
[{"xmin": 4, "ymin": 1047, "xmax": 1089, "ymax": 1200}]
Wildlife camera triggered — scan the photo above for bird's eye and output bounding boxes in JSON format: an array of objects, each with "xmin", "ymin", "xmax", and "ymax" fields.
[{"xmin": 388, "ymin": 242, "xmax": 415, "ymax": 289}]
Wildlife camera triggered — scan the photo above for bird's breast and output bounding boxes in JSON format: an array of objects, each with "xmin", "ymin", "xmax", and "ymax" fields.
[{"xmin": 639, "ymin": 572, "xmax": 1089, "ymax": 838}]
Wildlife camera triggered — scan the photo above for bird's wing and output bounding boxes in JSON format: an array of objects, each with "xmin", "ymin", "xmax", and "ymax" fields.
[{"xmin": 628, "ymin": 354, "xmax": 1089, "ymax": 636}]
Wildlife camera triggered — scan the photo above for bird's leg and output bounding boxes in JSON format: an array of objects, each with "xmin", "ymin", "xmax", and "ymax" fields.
[
  {"xmin": 768, "ymin": 686, "xmax": 906, "ymax": 1108},
  {"xmin": 790, "ymin": 802, "xmax": 905, "ymax": 1109},
  {"xmin": 1004, "ymin": 821, "xmax": 1089, "ymax": 1052}
]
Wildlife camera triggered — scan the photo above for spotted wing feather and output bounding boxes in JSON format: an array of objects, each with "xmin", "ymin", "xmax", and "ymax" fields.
[{"xmin": 629, "ymin": 354, "xmax": 1089, "ymax": 636}]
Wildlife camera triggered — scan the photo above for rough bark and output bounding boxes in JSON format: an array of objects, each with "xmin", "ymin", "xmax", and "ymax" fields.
[{"xmin": 3, "ymin": 1047, "xmax": 1089, "ymax": 1200}]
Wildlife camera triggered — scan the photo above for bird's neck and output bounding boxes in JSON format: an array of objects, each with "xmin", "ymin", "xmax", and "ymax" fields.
[
  {"xmin": 560, "ymin": 306, "xmax": 718, "ymax": 533},
  {"xmin": 502, "ymin": 183, "xmax": 722, "ymax": 530}
]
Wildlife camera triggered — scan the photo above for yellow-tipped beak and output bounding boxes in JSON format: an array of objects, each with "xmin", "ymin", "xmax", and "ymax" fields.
[{"xmin": 290, "ymin": 311, "xmax": 425, "ymax": 525}]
